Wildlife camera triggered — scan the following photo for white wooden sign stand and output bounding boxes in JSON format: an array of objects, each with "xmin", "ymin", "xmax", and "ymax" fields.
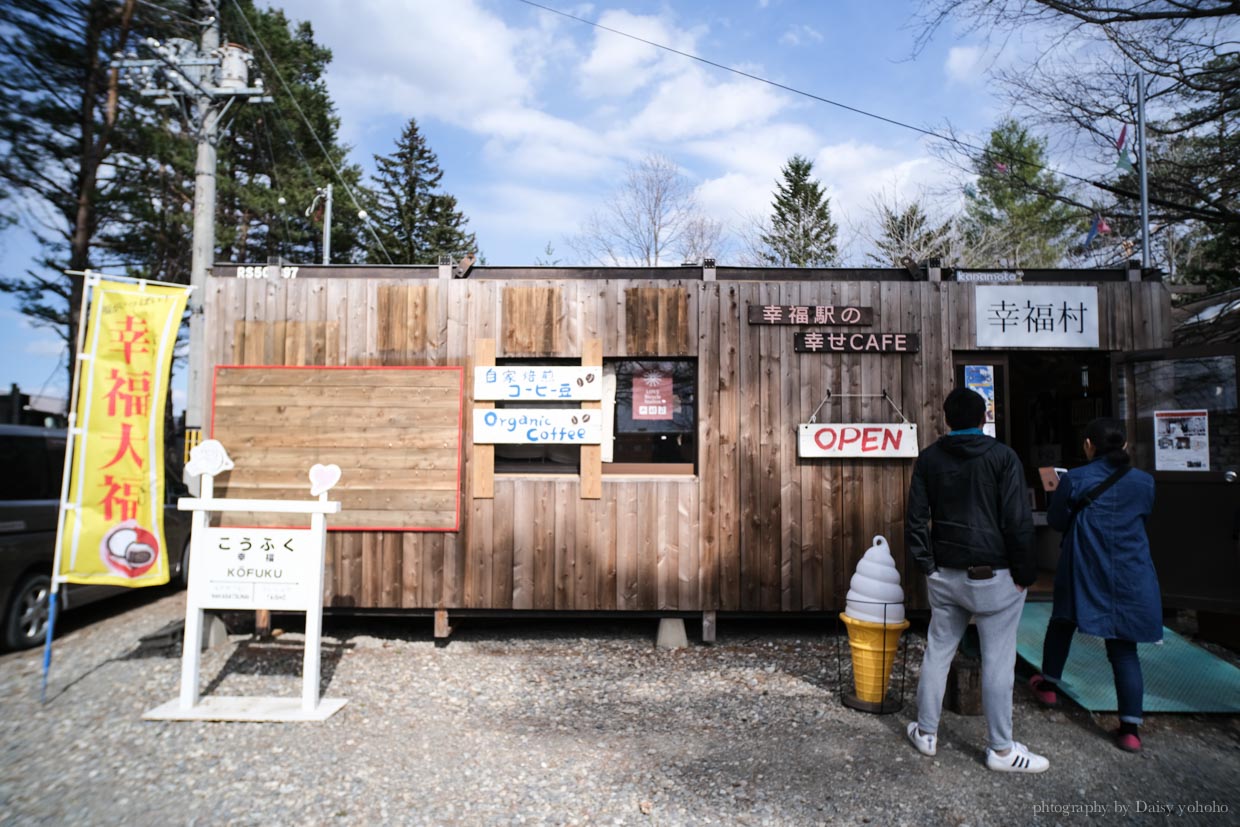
[{"xmin": 144, "ymin": 442, "xmax": 347, "ymax": 722}]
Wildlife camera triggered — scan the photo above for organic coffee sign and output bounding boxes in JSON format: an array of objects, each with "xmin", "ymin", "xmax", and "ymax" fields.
[
  {"xmin": 747, "ymin": 304, "xmax": 874, "ymax": 325},
  {"xmin": 472, "ymin": 409, "xmax": 602, "ymax": 444},
  {"xmin": 794, "ymin": 332, "xmax": 920, "ymax": 353}
]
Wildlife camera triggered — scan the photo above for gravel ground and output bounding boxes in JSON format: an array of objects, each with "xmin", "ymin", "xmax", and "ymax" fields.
[{"xmin": 1, "ymin": 590, "xmax": 1238, "ymax": 826}]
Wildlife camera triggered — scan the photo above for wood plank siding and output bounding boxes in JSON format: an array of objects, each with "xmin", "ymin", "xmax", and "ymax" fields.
[{"xmin": 206, "ymin": 270, "xmax": 1170, "ymax": 612}]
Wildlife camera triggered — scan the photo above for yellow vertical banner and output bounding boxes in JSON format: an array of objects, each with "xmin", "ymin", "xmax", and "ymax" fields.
[{"xmin": 58, "ymin": 278, "xmax": 189, "ymax": 587}]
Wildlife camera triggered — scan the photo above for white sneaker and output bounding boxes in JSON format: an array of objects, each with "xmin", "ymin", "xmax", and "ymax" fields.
[
  {"xmin": 906, "ymin": 722, "xmax": 936, "ymax": 757},
  {"xmin": 986, "ymin": 742, "xmax": 1049, "ymax": 773}
]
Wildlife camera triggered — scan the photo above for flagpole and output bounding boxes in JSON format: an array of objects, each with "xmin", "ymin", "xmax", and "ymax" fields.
[
  {"xmin": 42, "ymin": 270, "xmax": 100, "ymax": 703},
  {"xmin": 1137, "ymin": 73, "xmax": 1151, "ymax": 268}
]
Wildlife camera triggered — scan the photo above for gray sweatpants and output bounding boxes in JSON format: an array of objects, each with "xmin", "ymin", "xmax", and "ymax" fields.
[{"xmin": 915, "ymin": 567, "xmax": 1027, "ymax": 751}]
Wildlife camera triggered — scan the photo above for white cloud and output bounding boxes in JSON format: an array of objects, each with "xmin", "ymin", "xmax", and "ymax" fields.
[
  {"xmin": 615, "ymin": 67, "xmax": 791, "ymax": 144},
  {"xmin": 687, "ymin": 123, "xmax": 823, "ymax": 179},
  {"xmin": 302, "ymin": 0, "xmax": 538, "ymax": 130},
  {"xmin": 468, "ymin": 183, "xmax": 595, "ymax": 247},
  {"xmin": 945, "ymin": 45, "xmax": 985, "ymax": 84},
  {"xmin": 779, "ymin": 25, "xmax": 823, "ymax": 47},
  {"xmin": 577, "ymin": 10, "xmax": 703, "ymax": 98},
  {"xmin": 475, "ymin": 106, "xmax": 615, "ymax": 179}
]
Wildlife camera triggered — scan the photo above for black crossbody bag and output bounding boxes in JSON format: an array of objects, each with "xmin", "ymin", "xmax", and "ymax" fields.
[{"xmin": 1068, "ymin": 465, "xmax": 1130, "ymax": 521}]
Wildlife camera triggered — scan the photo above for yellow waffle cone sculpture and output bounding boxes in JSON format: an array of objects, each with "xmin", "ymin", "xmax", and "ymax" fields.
[{"xmin": 840, "ymin": 613, "xmax": 910, "ymax": 703}]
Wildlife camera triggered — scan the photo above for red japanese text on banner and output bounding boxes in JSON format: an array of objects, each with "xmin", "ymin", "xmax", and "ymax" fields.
[{"xmin": 59, "ymin": 279, "xmax": 188, "ymax": 587}]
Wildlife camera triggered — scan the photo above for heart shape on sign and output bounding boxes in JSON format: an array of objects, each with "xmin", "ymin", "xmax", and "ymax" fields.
[{"xmin": 309, "ymin": 463, "xmax": 342, "ymax": 496}]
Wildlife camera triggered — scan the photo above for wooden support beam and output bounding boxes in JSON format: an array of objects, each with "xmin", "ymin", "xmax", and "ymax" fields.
[
  {"xmin": 581, "ymin": 338, "xmax": 603, "ymax": 499},
  {"xmin": 702, "ymin": 610, "xmax": 717, "ymax": 644},
  {"xmin": 473, "ymin": 338, "xmax": 496, "ymax": 499},
  {"xmin": 255, "ymin": 609, "xmax": 272, "ymax": 639},
  {"xmin": 434, "ymin": 609, "xmax": 453, "ymax": 640}
]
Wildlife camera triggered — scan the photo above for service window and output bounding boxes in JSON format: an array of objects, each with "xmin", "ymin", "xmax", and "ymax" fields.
[
  {"xmin": 493, "ymin": 358, "xmax": 581, "ymax": 474},
  {"xmin": 604, "ymin": 359, "xmax": 696, "ymax": 474}
]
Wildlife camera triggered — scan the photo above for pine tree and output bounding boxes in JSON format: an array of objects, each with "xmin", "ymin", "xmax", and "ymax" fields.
[
  {"xmin": 0, "ymin": 0, "xmax": 365, "ymax": 396},
  {"xmin": 366, "ymin": 118, "xmax": 475, "ymax": 264},
  {"xmin": 868, "ymin": 201, "xmax": 954, "ymax": 266},
  {"xmin": 761, "ymin": 155, "xmax": 839, "ymax": 267},
  {"xmin": 965, "ymin": 119, "xmax": 1080, "ymax": 268},
  {"xmin": 0, "ymin": 0, "xmax": 188, "ymax": 391}
]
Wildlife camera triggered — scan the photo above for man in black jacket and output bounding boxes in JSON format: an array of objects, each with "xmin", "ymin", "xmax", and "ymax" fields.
[{"xmin": 904, "ymin": 388, "xmax": 1049, "ymax": 773}]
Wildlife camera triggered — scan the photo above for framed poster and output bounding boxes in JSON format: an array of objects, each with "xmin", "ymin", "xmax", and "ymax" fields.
[
  {"xmin": 964, "ymin": 364, "xmax": 997, "ymax": 438},
  {"xmin": 1154, "ymin": 410, "xmax": 1210, "ymax": 471}
]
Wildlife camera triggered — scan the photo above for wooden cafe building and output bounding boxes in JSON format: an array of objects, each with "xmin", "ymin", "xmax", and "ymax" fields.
[{"xmin": 202, "ymin": 260, "xmax": 1238, "ymax": 633}]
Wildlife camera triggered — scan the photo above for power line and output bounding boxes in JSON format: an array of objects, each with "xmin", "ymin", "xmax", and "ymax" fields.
[
  {"xmin": 133, "ymin": 0, "xmax": 202, "ymax": 28},
  {"xmin": 227, "ymin": 0, "xmax": 395, "ymax": 264},
  {"xmin": 514, "ymin": 0, "xmax": 1222, "ymax": 223}
]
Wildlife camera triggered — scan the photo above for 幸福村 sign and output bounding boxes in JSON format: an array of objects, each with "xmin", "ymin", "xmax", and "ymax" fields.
[
  {"xmin": 747, "ymin": 304, "xmax": 874, "ymax": 325},
  {"xmin": 474, "ymin": 365, "xmax": 602, "ymax": 401},
  {"xmin": 473, "ymin": 409, "xmax": 602, "ymax": 444},
  {"xmin": 798, "ymin": 424, "xmax": 920, "ymax": 459},
  {"xmin": 794, "ymin": 332, "xmax": 920, "ymax": 353},
  {"xmin": 974, "ymin": 285, "xmax": 1099, "ymax": 348}
]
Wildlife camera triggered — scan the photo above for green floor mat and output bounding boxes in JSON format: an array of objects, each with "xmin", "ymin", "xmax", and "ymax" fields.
[{"xmin": 1016, "ymin": 602, "xmax": 1240, "ymax": 713}]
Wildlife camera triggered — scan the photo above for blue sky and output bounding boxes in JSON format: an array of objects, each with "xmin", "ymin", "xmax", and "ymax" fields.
[{"xmin": 0, "ymin": 0, "xmax": 1011, "ymax": 408}]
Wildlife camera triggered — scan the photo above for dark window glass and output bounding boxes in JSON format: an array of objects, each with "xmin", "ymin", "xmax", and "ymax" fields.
[
  {"xmin": 0, "ymin": 435, "xmax": 52, "ymax": 500},
  {"xmin": 610, "ymin": 359, "xmax": 696, "ymax": 467}
]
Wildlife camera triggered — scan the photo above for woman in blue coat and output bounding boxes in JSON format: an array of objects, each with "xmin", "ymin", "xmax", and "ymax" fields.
[{"xmin": 1029, "ymin": 418, "xmax": 1162, "ymax": 752}]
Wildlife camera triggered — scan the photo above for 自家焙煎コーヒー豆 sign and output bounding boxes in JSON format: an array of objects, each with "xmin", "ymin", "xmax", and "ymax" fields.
[{"xmin": 474, "ymin": 365, "xmax": 602, "ymax": 401}]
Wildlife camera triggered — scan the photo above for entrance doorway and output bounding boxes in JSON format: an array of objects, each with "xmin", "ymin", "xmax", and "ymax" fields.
[{"xmin": 955, "ymin": 351, "xmax": 1115, "ymax": 591}]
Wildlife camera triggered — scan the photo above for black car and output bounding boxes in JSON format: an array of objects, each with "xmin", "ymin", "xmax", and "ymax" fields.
[{"xmin": 0, "ymin": 425, "xmax": 191, "ymax": 650}]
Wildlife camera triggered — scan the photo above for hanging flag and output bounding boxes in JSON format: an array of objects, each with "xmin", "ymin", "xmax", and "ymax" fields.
[
  {"xmin": 57, "ymin": 277, "xmax": 189, "ymax": 588},
  {"xmin": 1117, "ymin": 149, "xmax": 1135, "ymax": 173},
  {"xmin": 1116, "ymin": 125, "xmax": 1128, "ymax": 151},
  {"xmin": 1097, "ymin": 216, "xmax": 1111, "ymax": 235}
]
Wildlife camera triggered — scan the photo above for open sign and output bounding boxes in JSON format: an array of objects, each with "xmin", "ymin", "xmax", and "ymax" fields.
[{"xmin": 797, "ymin": 423, "xmax": 920, "ymax": 459}]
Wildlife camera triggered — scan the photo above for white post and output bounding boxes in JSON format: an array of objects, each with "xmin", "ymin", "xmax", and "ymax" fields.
[
  {"xmin": 178, "ymin": 473, "xmax": 213, "ymax": 710},
  {"xmin": 302, "ymin": 493, "xmax": 328, "ymax": 712},
  {"xmin": 322, "ymin": 184, "xmax": 332, "ymax": 265}
]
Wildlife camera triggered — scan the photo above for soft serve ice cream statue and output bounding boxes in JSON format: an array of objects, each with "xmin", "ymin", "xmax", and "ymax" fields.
[
  {"xmin": 840, "ymin": 536, "xmax": 910, "ymax": 706},
  {"xmin": 844, "ymin": 536, "xmax": 906, "ymax": 624}
]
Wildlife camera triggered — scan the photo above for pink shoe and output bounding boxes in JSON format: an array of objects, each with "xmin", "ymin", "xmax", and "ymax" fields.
[
  {"xmin": 1115, "ymin": 731, "xmax": 1142, "ymax": 753},
  {"xmin": 1029, "ymin": 674, "xmax": 1059, "ymax": 707}
]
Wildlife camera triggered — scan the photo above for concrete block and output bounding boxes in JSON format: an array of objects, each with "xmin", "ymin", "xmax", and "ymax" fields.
[
  {"xmin": 201, "ymin": 612, "xmax": 229, "ymax": 651},
  {"xmin": 656, "ymin": 618, "xmax": 688, "ymax": 650}
]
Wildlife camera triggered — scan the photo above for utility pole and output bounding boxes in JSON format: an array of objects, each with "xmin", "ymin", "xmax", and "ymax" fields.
[
  {"xmin": 113, "ymin": 1, "xmax": 269, "ymax": 450},
  {"xmin": 188, "ymin": 10, "xmax": 221, "ymax": 444},
  {"xmin": 1137, "ymin": 73, "xmax": 1152, "ymax": 269}
]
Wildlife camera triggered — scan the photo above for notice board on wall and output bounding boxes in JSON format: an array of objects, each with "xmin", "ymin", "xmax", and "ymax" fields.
[{"xmin": 211, "ymin": 366, "xmax": 463, "ymax": 530}]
